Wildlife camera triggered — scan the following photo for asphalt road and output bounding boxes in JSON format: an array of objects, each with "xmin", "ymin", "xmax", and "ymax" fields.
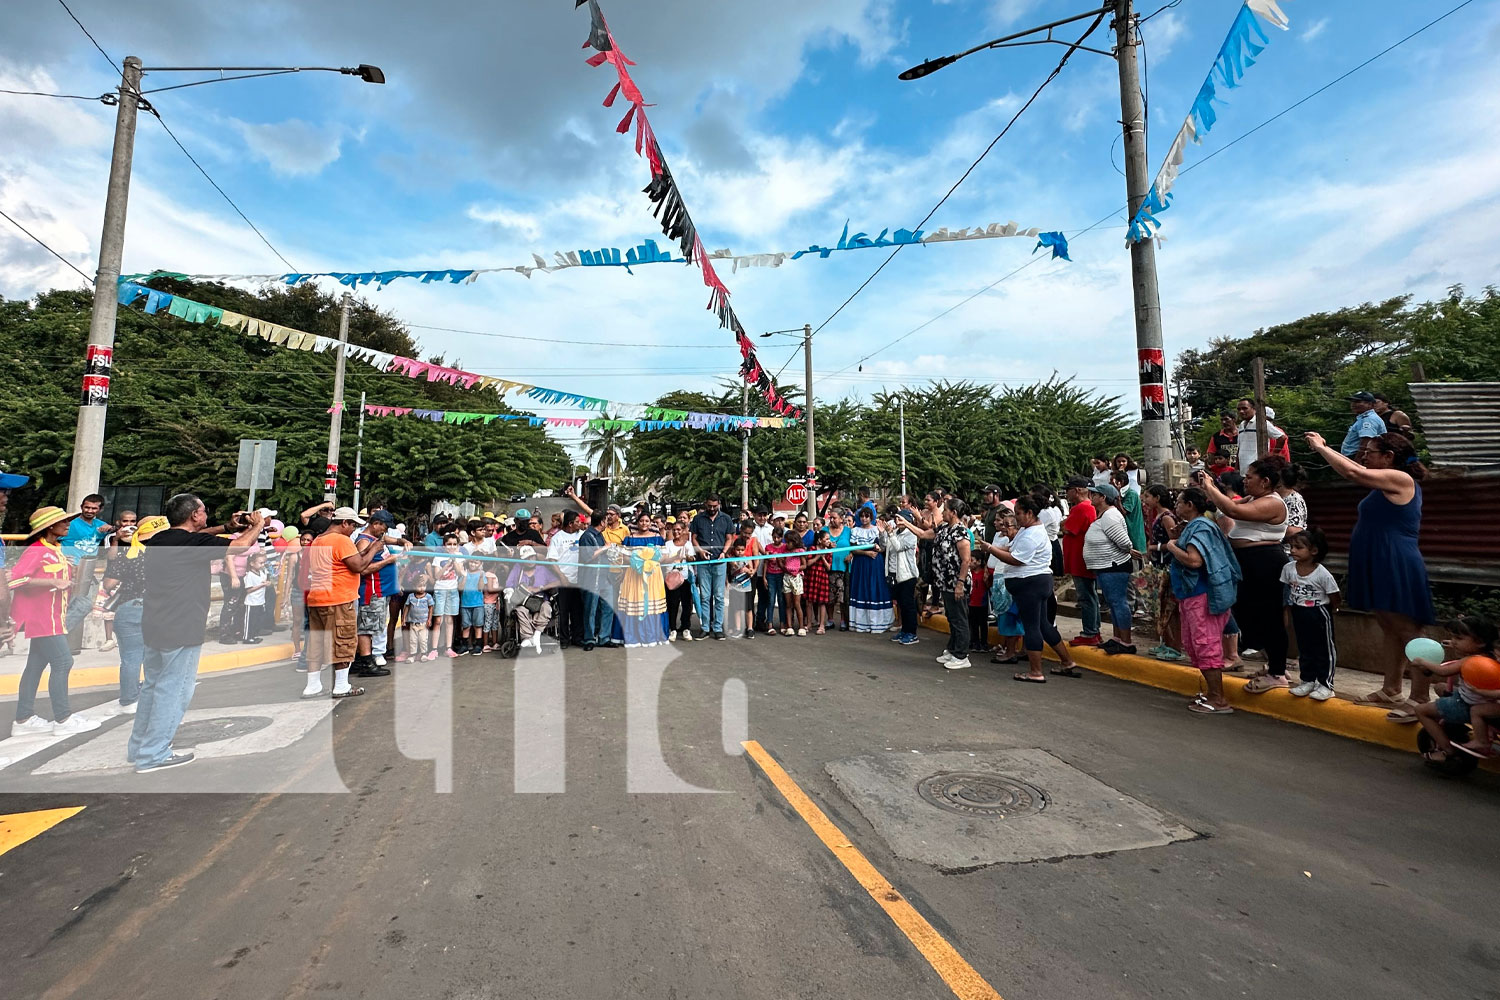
[{"xmin": 2, "ymin": 631, "xmax": 1498, "ymax": 1000}]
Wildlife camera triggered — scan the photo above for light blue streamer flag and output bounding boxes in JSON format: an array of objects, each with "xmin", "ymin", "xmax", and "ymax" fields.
[
  {"xmin": 1126, "ymin": 0, "xmax": 1290, "ymax": 244},
  {"xmin": 1033, "ymin": 232, "xmax": 1070, "ymax": 261}
]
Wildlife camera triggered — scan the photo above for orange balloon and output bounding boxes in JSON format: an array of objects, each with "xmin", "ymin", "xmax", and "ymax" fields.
[{"xmin": 1459, "ymin": 655, "xmax": 1500, "ymax": 691}]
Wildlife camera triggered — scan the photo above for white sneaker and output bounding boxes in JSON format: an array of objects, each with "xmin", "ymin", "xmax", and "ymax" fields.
[
  {"xmin": 373, "ymin": 654, "xmax": 387, "ymax": 666},
  {"xmin": 119, "ymin": 701, "xmax": 138, "ymax": 715},
  {"xmin": 1289, "ymin": 680, "xmax": 1318, "ymax": 698},
  {"xmin": 668, "ymin": 631, "xmax": 678, "ymax": 642},
  {"xmin": 11, "ymin": 716, "xmax": 52, "ymax": 736},
  {"xmin": 1311, "ymin": 683, "xmax": 1335, "ymax": 702},
  {"xmin": 936, "ymin": 651, "xmax": 956, "ymax": 665},
  {"xmin": 53, "ymin": 715, "xmax": 102, "ymax": 735},
  {"xmin": 944, "ymin": 657, "xmax": 973, "ymax": 671}
]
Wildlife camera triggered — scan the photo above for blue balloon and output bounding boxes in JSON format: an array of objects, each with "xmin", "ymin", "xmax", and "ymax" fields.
[{"xmin": 1404, "ymin": 637, "xmax": 1445, "ymax": 664}]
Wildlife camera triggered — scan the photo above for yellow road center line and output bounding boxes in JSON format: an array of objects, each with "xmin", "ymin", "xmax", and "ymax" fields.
[
  {"xmin": 742, "ymin": 740, "xmax": 1005, "ymax": 1000},
  {"xmin": 0, "ymin": 806, "xmax": 85, "ymax": 858}
]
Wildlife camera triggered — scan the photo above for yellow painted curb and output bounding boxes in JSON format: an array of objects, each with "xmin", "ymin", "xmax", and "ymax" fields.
[
  {"xmin": 0, "ymin": 643, "xmax": 294, "ymax": 699},
  {"xmin": 923, "ymin": 614, "xmax": 1427, "ymax": 754}
]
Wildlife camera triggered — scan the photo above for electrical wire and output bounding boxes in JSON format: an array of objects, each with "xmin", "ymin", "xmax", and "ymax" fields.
[
  {"xmin": 0, "ymin": 208, "xmax": 95, "ymax": 285},
  {"xmin": 52, "ymin": 0, "xmax": 302, "ymax": 272},
  {"xmin": 809, "ymin": 10, "xmax": 1109, "ymax": 342},
  {"xmin": 0, "ymin": 87, "xmax": 111, "ymax": 102},
  {"xmin": 55, "ymin": 0, "xmax": 122, "ymax": 77},
  {"xmin": 403, "ymin": 323, "xmax": 731, "ymax": 350}
]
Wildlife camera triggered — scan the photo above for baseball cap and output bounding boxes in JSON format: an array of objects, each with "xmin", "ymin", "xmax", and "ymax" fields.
[
  {"xmin": 981, "ymin": 484, "xmax": 1001, "ymax": 494},
  {"xmin": 607, "ymin": 504, "xmax": 623, "ymax": 513},
  {"xmin": 0, "ymin": 470, "xmax": 29, "ymax": 489},
  {"xmin": 369, "ymin": 510, "xmax": 395, "ymax": 526},
  {"xmin": 514, "ymin": 508, "xmax": 530, "ymax": 518},
  {"xmin": 1087, "ymin": 483, "xmax": 1120, "ymax": 501},
  {"xmin": 1346, "ymin": 391, "xmax": 1377, "ymax": 403},
  {"xmin": 331, "ymin": 506, "xmax": 365, "ymax": 524},
  {"xmin": 1065, "ymin": 476, "xmax": 1091, "ymax": 489}
]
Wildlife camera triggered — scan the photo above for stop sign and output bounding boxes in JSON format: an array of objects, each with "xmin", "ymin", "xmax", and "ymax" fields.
[{"xmin": 785, "ymin": 483, "xmax": 808, "ymax": 506}]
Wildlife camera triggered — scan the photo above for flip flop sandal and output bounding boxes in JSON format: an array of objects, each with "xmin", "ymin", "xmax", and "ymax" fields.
[
  {"xmin": 1012, "ymin": 673, "xmax": 1047, "ymax": 683},
  {"xmin": 1243, "ymin": 675, "xmax": 1288, "ymax": 694},
  {"xmin": 1422, "ymin": 748, "xmax": 1452, "ymax": 764},
  {"xmin": 1187, "ymin": 699, "xmax": 1234, "ymax": 715},
  {"xmin": 1355, "ymin": 688, "xmax": 1407, "ymax": 707},
  {"xmin": 332, "ymin": 687, "xmax": 366, "ymax": 700},
  {"xmin": 990, "ymin": 653, "xmax": 1024, "ymax": 664},
  {"xmin": 1050, "ymin": 666, "xmax": 1084, "ymax": 677},
  {"xmin": 1385, "ymin": 707, "xmax": 1421, "ymax": 724}
]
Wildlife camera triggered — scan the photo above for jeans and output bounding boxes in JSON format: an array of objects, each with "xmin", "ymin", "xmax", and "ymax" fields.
[
  {"xmin": 65, "ymin": 567, "xmax": 100, "ymax": 634},
  {"xmin": 1097, "ymin": 569, "xmax": 1132, "ymax": 633},
  {"xmin": 753, "ymin": 575, "xmax": 769, "ymax": 630},
  {"xmin": 1072, "ymin": 575, "xmax": 1100, "ymax": 636},
  {"xmin": 689, "ymin": 573, "xmax": 708, "ymax": 631},
  {"xmin": 128, "ymin": 645, "xmax": 203, "ymax": 766},
  {"xmin": 554, "ymin": 587, "xmax": 584, "ymax": 645},
  {"xmin": 941, "ymin": 590, "xmax": 970, "ymax": 660},
  {"xmin": 114, "ymin": 599, "xmax": 146, "ymax": 706},
  {"xmin": 1009, "ymin": 574, "xmax": 1063, "ymax": 652},
  {"xmin": 763, "ymin": 573, "xmax": 783, "ymax": 629},
  {"xmin": 700, "ymin": 562, "xmax": 727, "ymax": 634},
  {"xmin": 892, "ymin": 577, "xmax": 918, "ymax": 637},
  {"xmin": 16, "ymin": 633, "xmax": 74, "ymax": 722},
  {"xmin": 583, "ymin": 582, "xmax": 617, "ymax": 645},
  {"xmin": 665, "ymin": 584, "xmax": 694, "ymax": 633}
]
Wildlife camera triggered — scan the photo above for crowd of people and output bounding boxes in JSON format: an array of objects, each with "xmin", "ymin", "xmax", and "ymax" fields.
[{"xmin": 1, "ymin": 387, "xmax": 1496, "ymax": 771}]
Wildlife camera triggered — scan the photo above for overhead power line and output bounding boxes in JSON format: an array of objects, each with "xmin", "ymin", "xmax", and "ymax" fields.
[
  {"xmin": 809, "ymin": 10, "xmax": 1109, "ymax": 342},
  {"xmin": 0, "ymin": 208, "xmax": 95, "ymax": 285}
]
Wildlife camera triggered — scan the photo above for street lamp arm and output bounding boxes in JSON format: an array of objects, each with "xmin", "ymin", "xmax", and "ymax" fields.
[
  {"xmin": 899, "ymin": 3, "xmax": 1112, "ymax": 79},
  {"xmin": 139, "ymin": 64, "xmax": 385, "ymax": 93}
]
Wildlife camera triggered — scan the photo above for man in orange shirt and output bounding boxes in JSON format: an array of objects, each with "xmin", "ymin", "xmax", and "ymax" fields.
[{"xmin": 302, "ymin": 507, "xmax": 381, "ymax": 699}]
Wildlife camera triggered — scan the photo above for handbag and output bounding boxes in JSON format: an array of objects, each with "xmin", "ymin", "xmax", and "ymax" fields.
[
  {"xmin": 665, "ymin": 568, "xmax": 686, "ymax": 591},
  {"xmin": 522, "ymin": 592, "xmax": 547, "ymax": 615}
]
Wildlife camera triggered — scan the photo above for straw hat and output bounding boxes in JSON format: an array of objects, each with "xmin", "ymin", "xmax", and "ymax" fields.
[{"xmin": 27, "ymin": 505, "xmax": 78, "ymax": 538}]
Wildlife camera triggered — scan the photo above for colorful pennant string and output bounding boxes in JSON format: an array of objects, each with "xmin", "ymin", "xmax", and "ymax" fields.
[
  {"xmin": 1126, "ymin": 0, "xmax": 1290, "ymax": 243},
  {"xmin": 116, "ymin": 281, "xmax": 791, "ymax": 428},
  {"xmin": 362, "ymin": 402, "xmax": 796, "ymax": 432},
  {"xmin": 579, "ymin": 0, "xmax": 800, "ymax": 420},
  {"xmin": 124, "ymin": 219, "xmax": 1060, "ymax": 289}
]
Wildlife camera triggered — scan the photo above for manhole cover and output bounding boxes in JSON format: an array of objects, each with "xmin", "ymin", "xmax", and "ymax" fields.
[
  {"xmin": 916, "ymin": 771, "xmax": 1048, "ymax": 818},
  {"xmin": 173, "ymin": 716, "xmax": 273, "ymax": 746}
]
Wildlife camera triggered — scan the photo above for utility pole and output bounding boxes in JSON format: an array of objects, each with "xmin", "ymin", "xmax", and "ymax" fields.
[
  {"xmin": 898, "ymin": 394, "xmax": 908, "ymax": 500},
  {"xmin": 739, "ymin": 384, "xmax": 750, "ymax": 513},
  {"xmin": 67, "ymin": 57, "xmax": 142, "ymax": 511},
  {"xmin": 352, "ymin": 390, "xmax": 367, "ymax": 511},
  {"xmin": 324, "ymin": 294, "xmax": 352, "ymax": 502},
  {"xmin": 1113, "ymin": 0, "xmax": 1172, "ymax": 480},
  {"xmin": 802, "ymin": 323, "xmax": 817, "ymax": 521},
  {"xmin": 1252, "ymin": 357, "xmax": 1268, "ymax": 462}
]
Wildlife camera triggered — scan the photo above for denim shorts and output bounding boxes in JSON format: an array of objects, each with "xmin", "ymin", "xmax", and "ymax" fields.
[
  {"xmin": 434, "ymin": 588, "xmax": 460, "ymax": 617},
  {"xmin": 459, "ymin": 604, "xmax": 485, "ymax": 629},
  {"xmin": 1435, "ymin": 694, "xmax": 1474, "ymax": 727}
]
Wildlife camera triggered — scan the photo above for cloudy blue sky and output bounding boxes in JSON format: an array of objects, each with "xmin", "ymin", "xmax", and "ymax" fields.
[{"xmin": 2, "ymin": 0, "xmax": 1498, "ymax": 459}]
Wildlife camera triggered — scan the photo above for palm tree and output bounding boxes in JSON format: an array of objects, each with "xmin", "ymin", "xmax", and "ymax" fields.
[{"xmin": 582, "ymin": 418, "xmax": 630, "ymax": 478}]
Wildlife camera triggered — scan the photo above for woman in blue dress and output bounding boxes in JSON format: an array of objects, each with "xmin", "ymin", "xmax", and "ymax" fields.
[
  {"xmin": 1304, "ymin": 430, "xmax": 1434, "ymax": 719},
  {"xmin": 613, "ymin": 511, "xmax": 670, "ymax": 647},
  {"xmin": 847, "ymin": 506, "xmax": 893, "ymax": 633}
]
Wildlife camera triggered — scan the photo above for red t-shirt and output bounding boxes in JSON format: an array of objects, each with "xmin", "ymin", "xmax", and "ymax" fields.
[{"xmin": 1061, "ymin": 502, "xmax": 1098, "ymax": 578}]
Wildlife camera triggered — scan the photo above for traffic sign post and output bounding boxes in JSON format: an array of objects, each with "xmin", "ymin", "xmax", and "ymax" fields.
[{"xmin": 236, "ymin": 438, "xmax": 277, "ymax": 510}]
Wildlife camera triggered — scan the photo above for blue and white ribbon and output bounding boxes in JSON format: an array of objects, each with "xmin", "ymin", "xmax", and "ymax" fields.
[{"xmin": 1127, "ymin": 0, "xmax": 1291, "ymax": 244}]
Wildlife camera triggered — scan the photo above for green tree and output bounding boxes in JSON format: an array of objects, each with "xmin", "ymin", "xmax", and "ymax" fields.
[{"xmin": 0, "ymin": 281, "xmax": 570, "ymax": 531}]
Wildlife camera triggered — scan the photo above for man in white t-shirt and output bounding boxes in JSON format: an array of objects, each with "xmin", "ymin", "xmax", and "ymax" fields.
[
  {"xmin": 1235, "ymin": 398, "xmax": 1287, "ymax": 473},
  {"xmin": 546, "ymin": 510, "xmax": 585, "ymax": 648}
]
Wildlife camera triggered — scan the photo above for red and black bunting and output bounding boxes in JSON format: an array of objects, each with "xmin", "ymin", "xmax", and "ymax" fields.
[{"xmin": 579, "ymin": 0, "xmax": 801, "ymax": 421}]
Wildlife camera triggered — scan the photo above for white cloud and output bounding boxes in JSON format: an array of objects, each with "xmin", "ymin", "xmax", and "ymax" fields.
[
  {"xmin": 1300, "ymin": 17, "xmax": 1330, "ymax": 43},
  {"xmin": 233, "ymin": 118, "xmax": 346, "ymax": 176},
  {"xmin": 465, "ymin": 205, "xmax": 541, "ymax": 241},
  {"xmin": 1145, "ymin": 10, "xmax": 1189, "ymax": 60}
]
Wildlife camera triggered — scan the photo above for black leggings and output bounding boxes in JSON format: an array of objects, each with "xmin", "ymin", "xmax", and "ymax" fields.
[
  {"xmin": 665, "ymin": 585, "xmax": 694, "ymax": 633},
  {"xmin": 892, "ymin": 577, "xmax": 918, "ymax": 636},
  {"xmin": 1233, "ymin": 545, "xmax": 1289, "ymax": 676},
  {"xmin": 1008, "ymin": 574, "xmax": 1063, "ymax": 652},
  {"xmin": 968, "ymin": 603, "xmax": 990, "ymax": 649}
]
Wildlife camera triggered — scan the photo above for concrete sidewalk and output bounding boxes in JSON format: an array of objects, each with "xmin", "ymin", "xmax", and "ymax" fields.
[
  {"xmin": 0, "ymin": 631, "xmax": 294, "ymax": 700},
  {"xmin": 922, "ymin": 613, "xmax": 1492, "ymax": 761}
]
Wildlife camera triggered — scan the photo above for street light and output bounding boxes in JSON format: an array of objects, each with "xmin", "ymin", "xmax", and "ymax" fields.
[
  {"xmin": 66, "ymin": 58, "xmax": 385, "ymax": 510},
  {"xmin": 897, "ymin": 0, "xmax": 1173, "ymax": 478}
]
